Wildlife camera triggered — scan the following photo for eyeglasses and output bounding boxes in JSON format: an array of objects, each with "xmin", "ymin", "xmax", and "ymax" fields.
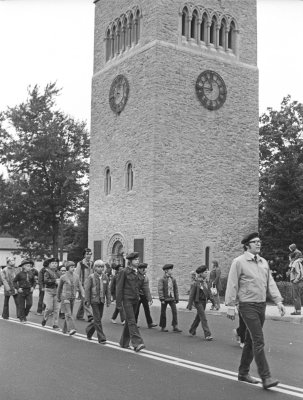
[{"xmin": 249, "ymin": 240, "xmax": 261, "ymax": 245}]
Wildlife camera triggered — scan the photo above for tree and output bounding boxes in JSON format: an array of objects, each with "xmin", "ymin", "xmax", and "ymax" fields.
[
  {"xmin": 259, "ymin": 96, "xmax": 303, "ymax": 273},
  {"xmin": 0, "ymin": 83, "xmax": 89, "ymax": 258}
]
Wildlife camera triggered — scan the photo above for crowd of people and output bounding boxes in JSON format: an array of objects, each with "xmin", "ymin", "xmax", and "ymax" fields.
[{"xmin": 1, "ymin": 232, "xmax": 301, "ymax": 390}]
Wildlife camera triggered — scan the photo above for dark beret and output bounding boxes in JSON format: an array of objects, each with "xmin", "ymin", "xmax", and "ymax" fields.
[
  {"xmin": 241, "ymin": 232, "xmax": 259, "ymax": 245},
  {"xmin": 45, "ymin": 257, "xmax": 59, "ymax": 266},
  {"xmin": 162, "ymin": 264, "xmax": 174, "ymax": 271},
  {"xmin": 19, "ymin": 259, "xmax": 34, "ymax": 268},
  {"xmin": 196, "ymin": 265, "xmax": 207, "ymax": 274},
  {"xmin": 138, "ymin": 263, "xmax": 148, "ymax": 269},
  {"xmin": 126, "ymin": 252, "xmax": 139, "ymax": 260}
]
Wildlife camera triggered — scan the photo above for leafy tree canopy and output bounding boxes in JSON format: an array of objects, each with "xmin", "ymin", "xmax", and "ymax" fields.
[{"xmin": 0, "ymin": 83, "xmax": 89, "ymax": 258}]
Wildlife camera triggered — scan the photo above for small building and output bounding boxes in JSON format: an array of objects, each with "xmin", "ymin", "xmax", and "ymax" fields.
[{"xmin": 0, "ymin": 235, "xmax": 23, "ymax": 267}]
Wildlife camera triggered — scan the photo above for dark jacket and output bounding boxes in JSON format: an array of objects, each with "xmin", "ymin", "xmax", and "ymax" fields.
[
  {"xmin": 44, "ymin": 268, "xmax": 60, "ymax": 289},
  {"xmin": 187, "ymin": 279, "xmax": 210, "ymax": 309},
  {"xmin": 13, "ymin": 270, "xmax": 36, "ymax": 293},
  {"xmin": 38, "ymin": 266, "xmax": 46, "ymax": 290},
  {"xmin": 158, "ymin": 275, "xmax": 179, "ymax": 302},
  {"xmin": 85, "ymin": 272, "xmax": 111, "ymax": 306},
  {"xmin": 116, "ymin": 267, "xmax": 147, "ymax": 309},
  {"xmin": 209, "ymin": 267, "xmax": 222, "ymax": 291}
]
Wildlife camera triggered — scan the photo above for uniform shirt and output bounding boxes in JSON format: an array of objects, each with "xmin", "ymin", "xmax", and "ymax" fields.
[{"xmin": 225, "ymin": 252, "xmax": 283, "ymax": 306}]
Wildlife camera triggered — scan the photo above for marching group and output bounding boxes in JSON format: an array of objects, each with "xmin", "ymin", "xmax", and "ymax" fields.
[{"xmin": 1, "ymin": 231, "xmax": 301, "ymax": 390}]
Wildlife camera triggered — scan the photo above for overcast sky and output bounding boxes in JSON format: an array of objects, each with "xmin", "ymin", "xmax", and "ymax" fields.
[{"xmin": 0, "ymin": 0, "xmax": 302, "ymax": 127}]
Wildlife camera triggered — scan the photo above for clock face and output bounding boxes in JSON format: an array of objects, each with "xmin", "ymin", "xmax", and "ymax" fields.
[
  {"xmin": 195, "ymin": 70, "xmax": 227, "ymax": 110},
  {"xmin": 109, "ymin": 75, "xmax": 129, "ymax": 114}
]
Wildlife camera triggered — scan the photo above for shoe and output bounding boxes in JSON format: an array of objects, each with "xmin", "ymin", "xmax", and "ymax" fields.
[
  {"xmin": 134, "ymin": 344, "xmax": 146, "ymax": 352},
  {"xmin": 122, "ymin": 321, "xmax": 125, "ymax": 325},
  {"xmin": 120, "ymin": 345, "xmax": 131, "ymax": 349},
  {"xmin": 290, "ymin": 311, "xmax": 301, "ymax": 315},
  {"xmin": 69, "ymin": 329, "xmax": 77, "ymax": 336},
  {"xmin": 111, "ymin": 319, "xmax": 117, "ymax": 324},
  {"xmin": 148, "ymin": 323, "xmax": 158, "ymax": 328},
  {"xmin": 239, "ymin": 342, "xmax": 244, "ymax": 348},
  {"xmin": 233, "ymin": 328, "xmax": 240, "ymax": 343},
  {"xmin": 87, "ymin": 316, "xmax": 94, "ymax": 322},
  {"xmin": 76, "ymin": 317, "xmax": 85, "ymax": 321},
  {"xmin": 189, "ymin": 329, "xmax": 196, "ymax": 336},
  {"xmin": 205, "ymin": 336, "xmax": 213, "ymax": 341},
  {"xmin": 172, "ymin": 327, "xmax": 182, "ymax": 333},
  {"xmin": 52, "ymin": 325, "xmax": 60, "ymax": 331},
  {"xmin": 161, "ymin": 328, "xmax": 168, "ymax": 332},
  {"xmin": 20, "ymin": 319, "xmax": 27, "ymax": 324},
  {"xmin": 87, "ymin": 335, "xmax": 92, "ymax": 340},
  {"xmin": 36, "ymin": 312, "xmax": 43, "ymax": 316},
  {"xmin": 238, "ymin": 375, "xmax": 259, "ymax": 384},
  {"xmin": 99, "ymin": 340, "xmax": 107, "ymax": 344},
  {"xmin": 41, "ymin": 319, "xmax": 46, "ymax": 327},
  {"xmin": 262, "ymin": 377, "xmax": 279, "ymax": 389}
]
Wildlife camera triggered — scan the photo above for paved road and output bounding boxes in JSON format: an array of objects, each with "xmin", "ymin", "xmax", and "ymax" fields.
[{"xmin": 0, "ymin": 295, "xmax": 302, "ymax": 400}]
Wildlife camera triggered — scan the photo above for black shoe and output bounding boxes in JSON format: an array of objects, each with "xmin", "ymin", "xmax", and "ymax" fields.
[
  {"xmin": 173, "ymin": 327, "xmax": 182, "ymax": 333},
  {"xmin": 76, "ymin": 317, "xmax": 85, "ymax": 321},
  {"xmin": 99, "ymin": 340, "xmax": 107, "ymax": 344},
  {"xmin": 161, "ymin": 328, "xmax": 168, "ymax": 332},
  {"xmin": 290, "ymin": 311, "xmax": 301, "ymax": 315},
  {"xmin": 262, "ymin": 377, "xmax": 279, "ymax": 389},
  {"xmin": 148, "ymin": 323, "xmax": 158, "ymax": 328},
  {"xmin": 41, "ymin": 319, "xmax": 46, "ymax": 327},
  {"xmin": 87, "ymin": 335, "xmax": 93, "ymax": 340},
  {"xmin": 134, "ymin": 344, "xmax": 145, "ymax": 352},
  {"xmin": 87, "ymin": 316, "xmax": 94, "ymax": 322},
  {"xmin": 189, "ymin": 329, "xmax": 196, "ymax": 336},
  {"xmin": 238, "ymin": 375, "xmax": 259, "ymax": 384}
]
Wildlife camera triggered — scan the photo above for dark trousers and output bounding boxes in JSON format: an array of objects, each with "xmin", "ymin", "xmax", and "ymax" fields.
[
  {"xmin": 159, "ymin": 300, "xmax": 178, "ymax": 328},
  {"xmin": 2, "ymin": 294, "xmax": 19, "ymax": 319},
  {"xmin": 18, "ymin": 292, "xmax": 33, "ymax": 321},
  {"xmin": 236, "ymin": 311, "xmax": 247, "ymax": 343},
  {"xmin": 36, "ymin": 289, "xmax": 45, "ymax": 313},
  {"xmin": 135, "ymin": 294, "xmax": 153, "ymax": 326},
  {"xmin": 189, "ymin": 300, "xmax": 211, "ymax": 337},
  {"xmin": 111, "ymin": 306, "xmax": 125, "ymax": 322},
  {"xmin": 119, "ymin": 300, "xmax": 144, "ymax": 349},
  {"xmin": 238, "ymin": 302, "xmax": 271, "ymax": 380},
  {"xmin": 86, "ymin": 303, "xmax": 106, "ymax": 342}
]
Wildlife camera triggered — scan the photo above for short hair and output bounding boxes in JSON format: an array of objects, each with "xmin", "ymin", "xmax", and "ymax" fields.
[
  {"xmin": 82, "ymin": 248, "xmax": 92, "ymax": 257},
  {"xmin": 212, "ymin": 260, "xmax": 219, "ymax": 267}
]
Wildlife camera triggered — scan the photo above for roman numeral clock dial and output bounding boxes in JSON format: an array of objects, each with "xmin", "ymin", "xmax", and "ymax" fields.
[
  {"xmin": 195, "ymin": 70, "xmax": 227, "ymax": 110},
  {"xmin": 109, "ymin": 74, "xmax": 130, "ymax": 114}
]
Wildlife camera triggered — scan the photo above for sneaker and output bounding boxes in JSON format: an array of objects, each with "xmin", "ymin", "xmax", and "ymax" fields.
[
  {"xmin": 189, "ymin": 329, "xmax": 196, "ymax": 336},
  {"xmin": 87, "ymin": 335, "xmax": 93, "ymax": 340},
  {"xmin": 36, "ymin": 312, "xmax": 43, "ymax": 316},
  {"xmin": 122, "ymin": 321, "xmax": 125, "ymax": 325},
  {"xmin": 233, "ymin": 328, "xmax": 240, "ymax": 343},
  {"xmin": 148, "ymin": 323, "xmax": 158, "ymax": 328},
  {"xmin": 290, "ymin": 311, "xmax": 301, "ymax": 315},
  {"xmin": 69, "ymin": 329, "xmax": 77, "ymax": 336},
  {"xmin": 111, "ymin": 319, "xmax": 117, "ymax": 324},
  {"xmin": 161, "ymin": 327, "xmax": 168, "ymax": 332},
  {"xmin": 53, "ymin": 325, "xmax": 60, "ymax": 331},
  {"xmin": 172, "ymin": 327, "xmax": 182, "ymax": 333},
  {"xmin": 134, "ymin": 344, "xmax": 146, "ymax": 352},
  {"xmin": 41, "ymin": 319, "xmax": 46, "ymax": 327},
  {"xmin": 205, "ymin": 336, "xmax": 213, "ymax": 341},
  {"xmin": 20, "ymin": 319, "xmax": 27, "ymax": 324}
]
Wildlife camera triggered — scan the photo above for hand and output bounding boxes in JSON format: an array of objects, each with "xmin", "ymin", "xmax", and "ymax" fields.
[
  {"xmin": 277, "ymin": 303, "xmax": 286, "ymax": 317},
  {"xmin": 85, "ymin": 301, "xmax": 90, "ymax": 307},
  {"xmin": 161, "ymin": 301, "xmax": 165, "ymax": 305},
  {"xmin": 18, "ymin": 288, "xmax": 23, "ymax": 293},
  {"xmin": 226, "ymin": 306, "xmax": 237, "ymax": 320},
  {"xmin": 186, "ymin": 305, "xmax": 192, "ymax": 311},
  {"xmin": 175, "ymin": 300, "xmax": 179, "ymax": 304},
  {"xmin": 30, "ymin": 287, "xmax": 33, "ymax": 293}
]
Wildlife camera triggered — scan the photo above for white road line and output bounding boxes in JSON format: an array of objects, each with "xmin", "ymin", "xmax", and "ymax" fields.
[{"xmin": 2, "ymin": 317, "xmax": 303, "ymax": 398}]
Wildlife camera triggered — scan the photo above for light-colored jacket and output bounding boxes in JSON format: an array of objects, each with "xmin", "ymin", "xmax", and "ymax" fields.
[
  {"xmin": 225, "ymin": 252, "xmax": 283, "ymax": 306},
  {"xmin": 290, "ymin": 257, "xmax": 303, "ymax": 283},
  {"xmin": 0, "ymin": 267, "xmax": 17, "ymax": 295},
  {"xmin": 57, "ymin": 271, "xmax": 84, "ymax": 302}
]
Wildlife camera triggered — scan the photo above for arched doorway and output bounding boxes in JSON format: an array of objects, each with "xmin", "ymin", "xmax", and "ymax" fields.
[{"xmin": 112, "ymin": 240, "xmax": 124, "ymax": 265}]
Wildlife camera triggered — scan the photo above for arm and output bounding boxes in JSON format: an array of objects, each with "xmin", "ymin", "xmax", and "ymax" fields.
[
  {"xmin": 158, "ymin": 278, "xmax": 164, "ymax": 301},
  {"xmin": 1, "ymin": 269, "xmax": 11, "ymax": 292},
  {"xmin": 173, "ymin": 279, "xmax": 179, "ymax": 303},
  {"xmin": 84, "ymin": 276, "xmax": 92, "ymax": 306},
  {"xmin": 57, "ymin": 276, "xmax": 64, "ymax": 302},
  {"xmin": 105, "ymin": 278, "xmax": 111, "ymax": 306},
  {"xmin": 187, "ymin": 283, "xmax": 196, "ymax": 310},
  {"xmin": 115, "ymin": 270, "xmax": 125, "ymax": 309},
  {"xmin": 213, "ymin": 269, "xmax": 221, "ymax": 286},
  {"xmin": 224, "ymin": 259, "xmax": 240, "ymax": 307},
  {"xmin": 143, "ymin": 276, "xmax": 152, "ymax": 302}
]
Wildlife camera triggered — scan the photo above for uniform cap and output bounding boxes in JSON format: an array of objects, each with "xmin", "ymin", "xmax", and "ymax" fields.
[
  {"xmin": 138, "ymin": 263, "xmax": 148, "ymax": 269},
  {"xmin": 241, "ymin": 232, "xmax": 259, "ymax": 245},
  {"xmin": 162, "ymin": 264, "xmax": 174, "ymax": 271},
  {"xmin": 126, "ymin": 252, "xmax": 139, "ymax": 260},
  {"xmin": 196, "ymin": 265, "xmax": 207, "ymax": 274}
]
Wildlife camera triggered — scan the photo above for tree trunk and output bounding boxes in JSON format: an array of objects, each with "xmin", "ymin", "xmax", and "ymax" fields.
[{"xmin": 52, "ymin": 222, "xmax": 59, "ymax": 258}]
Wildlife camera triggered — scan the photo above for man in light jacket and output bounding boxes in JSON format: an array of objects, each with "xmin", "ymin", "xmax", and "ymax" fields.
[
  {"xmin": 225, "ymin": 232, "xmax": 286, "ymax": 390},
  {"xmin": 0, "ymin": 257, "xmax": 19, "ymax": 319}
]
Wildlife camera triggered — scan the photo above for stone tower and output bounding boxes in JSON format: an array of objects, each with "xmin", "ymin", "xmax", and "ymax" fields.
[{"xmin": 89, "ymin": 0, "xmax": 259, "ymax": 295}]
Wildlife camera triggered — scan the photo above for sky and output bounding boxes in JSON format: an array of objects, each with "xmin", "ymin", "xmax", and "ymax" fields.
[{"xmin": 0, "ymin": 0, "xmax": 302, "ymax": 127}]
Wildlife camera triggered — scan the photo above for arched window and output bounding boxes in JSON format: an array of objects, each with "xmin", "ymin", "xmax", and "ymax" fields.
[
  {"xmin": 121, "ymin": 17, "xmax": 127, "ymax": 52},
  {"xmin": 228, "ymin": 20, "xmax": 236, "ymax": 51},
  {"xmin": 219, "ymin": 18, "xmax": 226, "ymax": 48},
  {"xmin": 136, "ymin": 9, "xmax": 141, "ymax": 43},
  {"xmin": 117, "ymin": 21, "xmax": 122, "ymax": 54},
  {"xmin": 181, "ymin": 7, "xmax": 189, "ymax": 37},
  {"xmin": 205, "ymin": 246, "xmax": 210, "ymax": 268},
  {"xmin": 105, "ymin": 168, "xmax": 111, "ymax": 195},
  {"xmin": 112, "ymin": 25, "xmax": 117, "ymax": 56},
  {"xmin": 209, "ymin": 16, "xmax": 216, "ymax": 45},
  {"xmin": 191, "ymin": 10, "xmax": 198, "ymax": 39},
  {"xmin": 129, "ymin": 13, "xmax": 134, "ymax": 46},
  {"xmin": 126, "ymin": 162, "xmax": 133, "ymax": 191},
  {"xmin": 200, "ymin": 13, "xmax": 207, "ymax": 42},
  {"xmin": 105, "ymin": 28, "xmax": 111, "ymax": 61}
]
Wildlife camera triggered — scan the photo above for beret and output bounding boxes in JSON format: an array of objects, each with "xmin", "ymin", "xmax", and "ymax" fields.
[
  {"xmin": 196, "ymin": 265, "xmax": 207, "ymax": 274},
  {"xmin": 241, "ymin": 232, "xmax": 259, "ymax": 245},
  {"xmin": 162, "ymin": 264, "xmax": 174, "ymax": 271},
  {"xmin": 138, "ymin": 263, "xmax": 148, "ymax": 269},
  {"xmin": 19, "ymin": 259, "xmax": 34, "ymax": 268},
  {"xmin": 126, "ymin": 252, "xmax": 139, "ymax": 260}
]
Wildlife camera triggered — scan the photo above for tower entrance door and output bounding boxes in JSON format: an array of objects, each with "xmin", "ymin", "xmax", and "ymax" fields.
[{"xmin": 111, "ymin": 240, "xmax": 124, "ymax": 265}]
